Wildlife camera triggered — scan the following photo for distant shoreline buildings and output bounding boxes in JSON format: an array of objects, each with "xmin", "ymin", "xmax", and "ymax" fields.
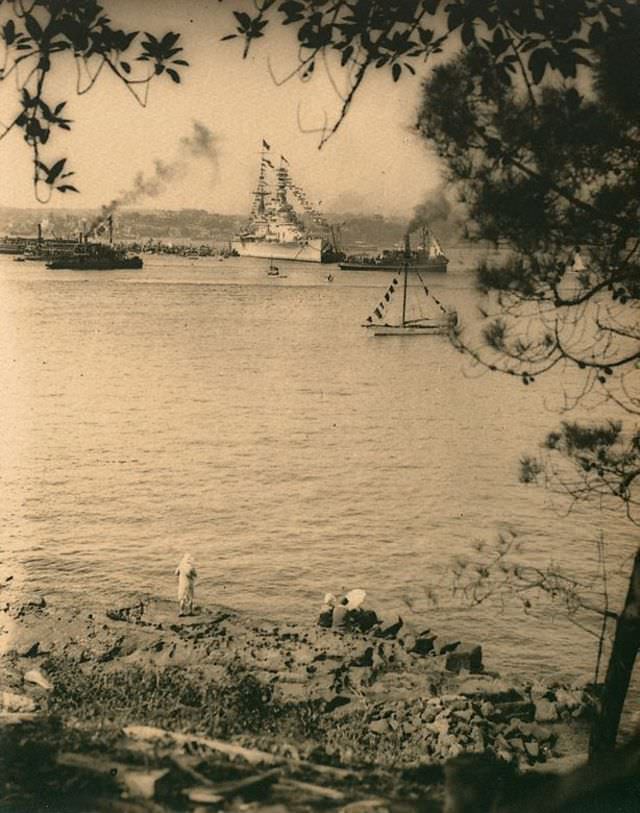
[{"xmin": 0, "ymin": 206, "xmax": 464, "ymax": 254}]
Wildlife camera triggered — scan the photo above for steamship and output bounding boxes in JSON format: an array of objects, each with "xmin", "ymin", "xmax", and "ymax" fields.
[
  {"xmin": 231, "ymin": 141, "xmax": 343, "ymax": 264},
  {"xmin": 46, "ymin": 215, "xmax": 142, "ymax": 270},
  {"xmin": 339, "ymin": 226, "xmax": 448, "ymax": 273}
]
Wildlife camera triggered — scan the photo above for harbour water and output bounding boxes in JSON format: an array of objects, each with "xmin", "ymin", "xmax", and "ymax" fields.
[{"xmin": 0, "ymin": 250, "xmax": 636, "ymax": 681}]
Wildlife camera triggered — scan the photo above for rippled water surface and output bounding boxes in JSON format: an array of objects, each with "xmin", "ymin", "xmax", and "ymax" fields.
[{"xmin": 1, "ymin": 251, "xmax": 636, "ymax": 679}]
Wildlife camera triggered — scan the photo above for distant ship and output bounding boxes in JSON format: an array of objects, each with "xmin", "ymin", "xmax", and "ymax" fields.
[
  {"xmin": 46, "ymin": 214, "xmax": 142, "ymax": 270},
  {"xmin": 231, "ymin": 141, "xmax": 343, "ymax": 264},
  {"xmin": 339, "ymin": 226, "xmax": 448, "ymax": 272},
  {"xmin": 46, "ymin": 243, "xmax": 143, "ymax": 270}
]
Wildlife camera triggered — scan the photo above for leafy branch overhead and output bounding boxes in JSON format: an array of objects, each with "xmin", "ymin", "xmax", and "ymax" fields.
[
  {"xmin": 0, "ymin": 1, "xmax": 189, "ymax": 200},
  {"xmin": 221, "ymin": 0, "xmax": 621, "ymax": 145}
]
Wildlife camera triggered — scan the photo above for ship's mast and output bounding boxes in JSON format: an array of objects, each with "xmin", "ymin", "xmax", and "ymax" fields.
[
  {"xmin": 402, "ymin": 232, "xmax": 410, "ymax": 325},
  {"xmin": 250, "ymin": 141, "xmax": 272, "ymax": 219}
]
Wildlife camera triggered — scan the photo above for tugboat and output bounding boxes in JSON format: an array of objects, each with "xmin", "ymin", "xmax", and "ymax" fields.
[
  {"xmin": 340, "ymin": 225, "xmax": 448, "ymax": 273},
  {"xmin": 46, "ymin": 215, "xmax": 142, "ymax": 270},
  {"xmin": 231, "ymin": 140, "xmax": 343, "ymax": 264}
]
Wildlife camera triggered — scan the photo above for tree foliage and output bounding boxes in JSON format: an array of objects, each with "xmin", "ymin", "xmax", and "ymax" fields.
[
  {"xmin": 417, "ymin": 8, "xmax": 639, "ymax": 407},
  {"xmin": 0, "ymin": 1, "xmax": 188, "ymax": 200}
]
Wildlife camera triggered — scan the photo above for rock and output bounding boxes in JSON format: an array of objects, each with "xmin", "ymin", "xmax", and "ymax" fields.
[
  {"xmin": 445, "ymin": 643, "xmax": 483, "ymax": 674},
  {"xmin": 318, "ymin": 610, "xmax": 333, "ymax": 628},
  {"xmin": 1, "ymin": 691, "xmax": 36, "ymax": 713},
  {"xmin": 554, "ymin": 687, "xmax": 584, "ymax": 711},
  {"xmin": 17, "ymin": 640, "xmax": 41, "ymax": 658},
  {"xmin": 323, "ymin": 694, "xmax": 351, "ymax": 714},
  {"xmin": 350, "ymin": 646, "xmax": 374, "ymax": 668},
  {"xmin": 411, "ymin": 635, "xmax": 436, "ymax": 656},
  {"xmin": 492, "ymin": 701, "xmax": 535, "ymax": 722},
  {"xmin": 479, "ymin": 701, "xmax": 494, "ymax": 718},
  {"xmin": 428, "ymin": 717, "xmax": 450, "ymax": 736},
  {"xmin": 368, "ymin": 719, "xmax": 389, "ymax": 735},
  {"xmin": 186, "ymin": 787, "xmax": 224, "ymax": 805},
  {"xmin": 534, "ymin": 698, "xmax": 559, "ymax": 723},
  {"xmin": 438, "ymin": 640, "xmax": 461, "ymax": 655},
  {"xmin": 345, "ymin": 608, "xmax": 379, "ymax": 633},
  {"xmin": 374, "ymin": 613, "xmax": 403, "ymax": 639},
  {"xmin": 24, "ymin": 668, "xmax": 53, "ymax": 690},
  {"xmin": 402, "ymin": 634, "xmax": 416, "ymax": 652},
  {"xmin": 121, "ymin": 769, "xmax": 170, "ymax": 800},
  {"xmin": 513, "ymin": 721, "xmax": 554, "ymax": 742},
  {"xmin": 332, "ymin": 605, "xmax": 348, "ymax": 627},
  {"xmin": 525, "ymin": 741, "xmax": 540, "ymax": 759},
  {"xmin": 458, "ymin": 676, "xmax": 524, "ymax": 703}
]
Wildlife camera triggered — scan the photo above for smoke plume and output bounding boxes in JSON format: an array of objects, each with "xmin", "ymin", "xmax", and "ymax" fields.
[
  {"xmin": 89, "ymin": 121, "xmax": 219, "ymax": 233},
  {"xmin": 407, "ymin": 185, "xmax": 462, "ymax": 240}
]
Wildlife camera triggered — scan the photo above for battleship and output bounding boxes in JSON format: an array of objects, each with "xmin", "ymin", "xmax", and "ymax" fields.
[{"xmin": 231, "ymin": 141, "xmax": 343, "ymax": 264}]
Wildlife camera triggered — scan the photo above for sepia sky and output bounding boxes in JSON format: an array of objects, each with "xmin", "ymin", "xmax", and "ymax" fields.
[{"xmin": 0, "ymin": 0, "xmax": 447, "ymax": 217}]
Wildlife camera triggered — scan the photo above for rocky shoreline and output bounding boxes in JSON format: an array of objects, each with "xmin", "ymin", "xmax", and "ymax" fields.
[{"xmin": 1, "ymin": 593, "xmax": 597, "ymax": 810}]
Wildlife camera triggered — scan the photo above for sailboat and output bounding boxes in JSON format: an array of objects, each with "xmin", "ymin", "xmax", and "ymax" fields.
[{"xmin": 363, "ymin": 234, "xmax": 456, "ymax": 337}]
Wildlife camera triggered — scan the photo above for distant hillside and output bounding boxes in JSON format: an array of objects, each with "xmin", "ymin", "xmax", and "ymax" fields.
[{"xmin": 0, "ymin": 207, "xmax": 463, "ymax": 250}]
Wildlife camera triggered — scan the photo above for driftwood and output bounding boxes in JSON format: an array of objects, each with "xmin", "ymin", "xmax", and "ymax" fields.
[
  {"xmin": 124, "ymin": 725, "xmax": 280, "ymax": 766},
  {"xmin": 277, "ymin": 777, "xmax": 346, "ymax": 801},
  {"xmin": 124, "ymin": 723, "xmax": 358, "ymax": 780}
]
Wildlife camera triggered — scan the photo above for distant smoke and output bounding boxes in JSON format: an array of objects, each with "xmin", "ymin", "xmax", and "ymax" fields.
[
  {"xmin": 89, "ymin": 121, "xmax": 219, "ymax": 233},
  {"xmin": 407, "ymin": 185, "xmax": 453, "ymax": 234}
]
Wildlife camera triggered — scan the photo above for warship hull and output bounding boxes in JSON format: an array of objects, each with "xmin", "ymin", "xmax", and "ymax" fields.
[{"xmin": 231, "ymin": 237, "xmax": 333, "ymax": 263}]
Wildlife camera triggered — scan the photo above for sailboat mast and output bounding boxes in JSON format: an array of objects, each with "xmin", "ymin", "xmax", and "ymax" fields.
[{"xmin": 402, "ymin": 232, "xmax": 410, "ymax": 325}]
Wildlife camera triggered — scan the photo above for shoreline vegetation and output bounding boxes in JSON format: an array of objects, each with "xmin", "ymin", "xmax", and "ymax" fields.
[{"xmin": 5, "ymin": 591, "xmax": 638, "ymax": 812}]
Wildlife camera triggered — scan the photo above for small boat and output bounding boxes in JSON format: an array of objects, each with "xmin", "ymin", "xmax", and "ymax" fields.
[
  {"xmin": 363, "ymin": 234, "xmax": 456, "ymax": 337},
  {"xmin": 266, "ymin": 258, "xmax": 287, "ymax": 278}
]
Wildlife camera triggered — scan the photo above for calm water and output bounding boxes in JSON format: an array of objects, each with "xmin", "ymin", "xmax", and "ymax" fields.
[{"xmin": 0, "ymin": 250, "xmax": 636, "ymax": 681}]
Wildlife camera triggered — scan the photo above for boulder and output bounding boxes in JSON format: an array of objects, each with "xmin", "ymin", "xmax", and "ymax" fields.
[
  {"xmin": 317, "ymin": 610, "xmax": 333, "ymax": 628},
  {"xmin": 16, "ymin": 640, "xmax": 41, "ymax": 658},
  {"xmin": 368, "ymin": 719, "xmax": 389, "ymax": 735},
  {"xmin": 411, "ymin": 635, "xmax": 437, "ymax": 656},
  {"xmin": 534, "ymin": 698, "xmax": 559, "ymax": 723},
  {"xmin": 2, "ymin": 691, "xmax": 36, "ymax": 713},
  {"xmin": 445, "ymin": 643, "xmax": 483, "ymax": 674},
  {"xmin": 344, "ymin": 608, "xmax": 379, "ymax": 633},
  {"xmin": 492, "ymin": 701, "xmax": 535, "ymax": 722},
  {"xmin": 24, "ymin": 669, "xmax": 53, "ymax": 690},
  {"xmin": 438, "ymin": 640, "xmax": 461, "ymax": 655},
  {"xmin": 374, "ymin": 613, "xmax": 403, "ymax": 639},
  {"xmin": 458, "ymin": 676, "xmax": 524, "ymax": 703}
]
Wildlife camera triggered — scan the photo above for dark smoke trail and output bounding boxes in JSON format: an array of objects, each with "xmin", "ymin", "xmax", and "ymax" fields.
[
  {"xmin": 89, "ymin": 121, "xmax": 219, "ymax": 233},
  {"xmin": 407, "ymin": 185, "xmax": 452, "ymax": 234}
]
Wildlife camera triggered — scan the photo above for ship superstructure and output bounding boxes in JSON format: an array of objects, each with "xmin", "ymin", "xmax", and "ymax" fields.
[{"xmin": 232, "ymin": 141, "xmax": 342, "ymax": 263}]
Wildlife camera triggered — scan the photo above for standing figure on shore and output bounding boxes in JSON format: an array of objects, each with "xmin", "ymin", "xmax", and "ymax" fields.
[{"xmin": 175, "ymin": 553, "xmax": 197, "ymax": 616}]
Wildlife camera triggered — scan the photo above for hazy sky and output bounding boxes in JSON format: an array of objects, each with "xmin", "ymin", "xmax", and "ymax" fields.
[{"xmin": 0, "ymin": 0, "xmax": 447, "ymax": 217}]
